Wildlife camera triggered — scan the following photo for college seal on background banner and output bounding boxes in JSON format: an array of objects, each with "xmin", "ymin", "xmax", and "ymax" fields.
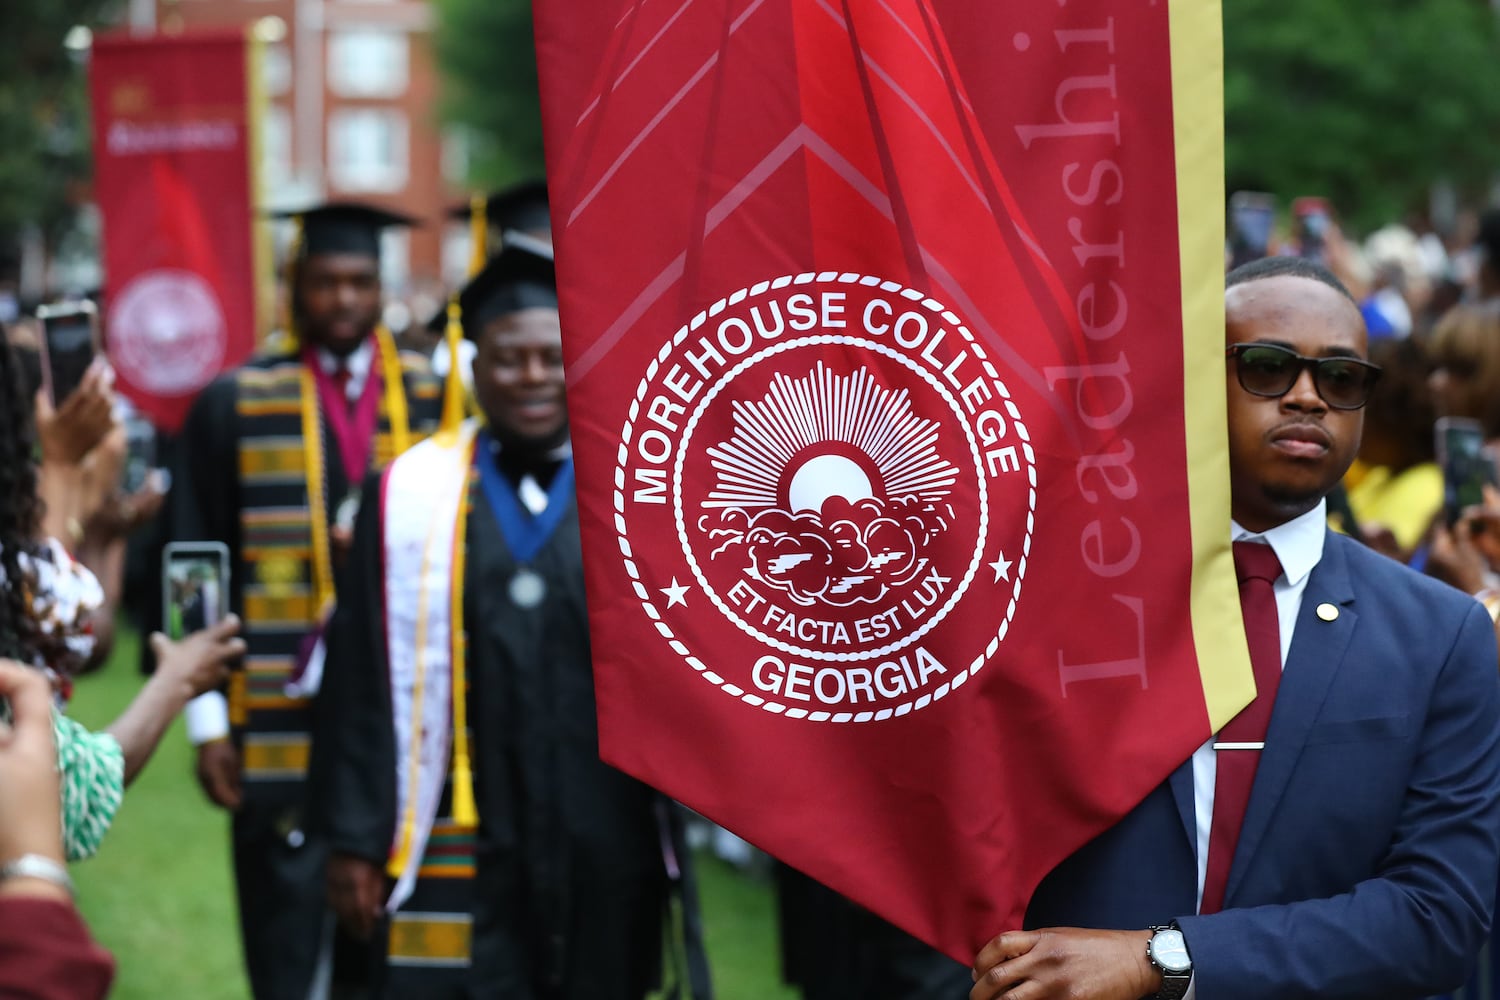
[
  {"xmin": 619, "ymin": 273, "xmax": 1034, "ymax": 721},
  {"xmin": 109, "ymin": 268, "xmax": 228, "ymax": 396}
]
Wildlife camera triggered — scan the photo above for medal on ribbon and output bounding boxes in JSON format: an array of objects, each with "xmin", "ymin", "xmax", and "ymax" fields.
[{"xmin": 475, "ymin": 430, "xmax": 574, "ymax": 608}]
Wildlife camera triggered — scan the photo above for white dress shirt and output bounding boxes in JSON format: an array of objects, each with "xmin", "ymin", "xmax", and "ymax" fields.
[{"xmin": 315, "ymin": 338, "xmax": 375, "ymax": 401}]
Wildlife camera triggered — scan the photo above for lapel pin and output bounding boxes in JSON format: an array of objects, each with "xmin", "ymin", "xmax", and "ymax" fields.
[{"xmin": 1316, "ymin": 603, "xmax": 1339, "ymax": 622}]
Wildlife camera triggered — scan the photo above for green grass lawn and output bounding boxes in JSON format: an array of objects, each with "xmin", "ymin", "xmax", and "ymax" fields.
[{"xmin": 66, "ymin": 627, "xmax": 798, "ymax": 1000}]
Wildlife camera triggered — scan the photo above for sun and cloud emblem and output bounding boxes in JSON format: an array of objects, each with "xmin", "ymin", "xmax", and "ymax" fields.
[{"xmin": 698, "ymin": 362, "xmax": 959, "ymax": 607}]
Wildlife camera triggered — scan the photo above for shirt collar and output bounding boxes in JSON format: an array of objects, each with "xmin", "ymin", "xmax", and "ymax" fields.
[
  {"xmin": 315, "ymin": 337, "xmax": 375, "ymax": 381},
  {"xmin": 1230, "ymin": 498, "xmax": 1327, "ymax": 587}
]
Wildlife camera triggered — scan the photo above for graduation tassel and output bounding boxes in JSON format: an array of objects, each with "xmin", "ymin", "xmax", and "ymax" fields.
[
  {"xmin": 439, "ymin": 297, "xmax": 467, "ymax": 435},
  {"xmin": 281, "ymin": 214, "xmax": 305, "ymax": 352},
  {"xmin": 468, "ymin": 193, "xmax": 488, "ymax": 278},
  {"xmin": 450, "ymin": 748, "xmax": 479, "ymax": 829}
]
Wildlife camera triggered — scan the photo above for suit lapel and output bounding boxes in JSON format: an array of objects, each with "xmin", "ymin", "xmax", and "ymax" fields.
[
  {"xmin": 1168, "ymin": 757, "xmax": 1196, "ymax": 849},
  {"xmin": 1223, "ymin": 532, "xmax": 1358, "ymax": 907}
]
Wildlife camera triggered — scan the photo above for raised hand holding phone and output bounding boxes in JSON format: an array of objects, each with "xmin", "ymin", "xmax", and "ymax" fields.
[
  {"xmin": 34, "ymin": 362, "xmax": 114, "ymax": 467},
  {"xmin": 1436, "ymin": 417, "xmax": 1497, "ymax": 527}
]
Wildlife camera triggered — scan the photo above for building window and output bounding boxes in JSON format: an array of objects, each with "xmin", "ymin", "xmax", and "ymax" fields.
[
  {"xmin": 441, "ymin": 126, "xmax": 471, "ymax": 187},
  {"xmin": 328, "ymin": 29, "xmax": 408, "ymax": 98},
  {"xmin": 442, "ymin": 224, "xmax": 473, "ymax": 288},
  {"xmin": 380, "ymin": 230, "xmax": 410, "ymax": 296},
  {"xmin": 262, "ymin": 105, "xmax": 292, "ymax": 190},
  {"xmin": 328, "ymin": 109, "xmax": 408, "ymax": 193},
  {"xmin": 262, "ymin": 42, "xmax": 292, "ymax": 98}
]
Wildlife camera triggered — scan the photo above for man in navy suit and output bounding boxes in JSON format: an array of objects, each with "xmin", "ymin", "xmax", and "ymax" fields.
[{"xmin": 971, "ymin": 256, "xmax": 1500, "ymax": 1000}]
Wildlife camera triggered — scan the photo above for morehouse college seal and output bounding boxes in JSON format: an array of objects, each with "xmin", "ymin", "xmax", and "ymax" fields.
[
  {"xmin": 108, "ymin": 268, "xmax": 228, "ymax": 396},
  {"xmin": 618, "ymin": 273, "xmax": 1036, "ymax": 723},
  {"xmin": 612, "ymin": 274, "xmax": 1032, "ymax": 722}
]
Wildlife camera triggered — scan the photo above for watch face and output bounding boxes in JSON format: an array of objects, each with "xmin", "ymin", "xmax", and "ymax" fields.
[{"xmin": 1151, "ymin": 929, "xmax": 1191, "ymax": 974}]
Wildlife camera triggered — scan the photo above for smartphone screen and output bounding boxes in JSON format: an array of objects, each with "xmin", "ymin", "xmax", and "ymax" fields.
[
  {"xmin": 163, "ymin": 542, "xmax": 231, "ymax": 640},
  {"xmin": 122, "ymin": 415, "xmax": 157, "ymax": 495},
  {"xmin": 37, "ymin": 302, "xmax": 100, "ymax": 405},
  {"xmin": 1436, "ymin": 418, "xmax": 1495, "ymax": 526},
  {"xmin": 1229, "ymin": 192, "xmax": 1275, "ymax": 268},
  {"xmin": 1291, "ymin": 197, "xmax": 1332, "ymax": 263}
]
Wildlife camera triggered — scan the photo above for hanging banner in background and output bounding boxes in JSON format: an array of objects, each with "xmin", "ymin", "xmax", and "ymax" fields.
[
  {"xmin": 90, "ymin": 29, "xmax": 264, "ymax": 432},
  {"xmin": 534, "ymin": 0, "xmax": 1241, "ymax": 958}
]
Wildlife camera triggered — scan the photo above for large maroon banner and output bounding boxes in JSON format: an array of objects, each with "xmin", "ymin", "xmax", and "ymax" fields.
[
  {"xmin": 534, "ymin": 0, "xmax": 1240, "ymax": 957},
  {"xmin": 90, "ymin": 30, "xmax": 262, "ymax": 432}
]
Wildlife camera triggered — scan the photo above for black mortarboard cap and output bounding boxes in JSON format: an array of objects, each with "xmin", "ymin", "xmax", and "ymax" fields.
[
  {"xmin": 273, "ymin": 201, "xmax": 417, "ymax": 260},
  {"xmin": 453, "ymin": 235, "xmax": 557, "ymax": 340},
  {"xmin": 449, "ymin": 180, "xmax": 551, "ymax": 239}
]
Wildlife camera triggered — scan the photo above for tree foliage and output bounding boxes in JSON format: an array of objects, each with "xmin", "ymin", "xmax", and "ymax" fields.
[
  {"xmin": 432, "ymin": 0, "xmax": 545, "ymax": 188},
  {"xmin": 1224, "ymin": 0, "xmax": 1500, "ymax": 230},
  {"xmin": 434, "ymin": 1, "xmax": 1500, "ymax": 230},
  {"xmin": 0, "ymin": 0, "xmax": 115, "ymax": 246}
]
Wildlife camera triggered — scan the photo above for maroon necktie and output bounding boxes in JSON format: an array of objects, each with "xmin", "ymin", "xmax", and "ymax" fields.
[
  {"xmin": 1199, "ymin": 541, "xmax": 1284, "ymax": 914},
  {"xmin": 330, "ymin": 364, "xmax": 353, "ymax": 413}
]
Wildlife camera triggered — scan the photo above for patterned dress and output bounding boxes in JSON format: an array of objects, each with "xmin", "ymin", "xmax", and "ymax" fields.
[{"xmin": 2, "ymin": 539, "xmax": 124, "ymax": 861}]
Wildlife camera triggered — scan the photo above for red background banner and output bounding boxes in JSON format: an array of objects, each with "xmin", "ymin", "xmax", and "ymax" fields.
[
  {"xmin": 535, "ymin": 0, "xmax": 1219, "ymax": 957},
  {"xmin": 90, "ymin": 30, "xmax": 260, "ymax": 432}
]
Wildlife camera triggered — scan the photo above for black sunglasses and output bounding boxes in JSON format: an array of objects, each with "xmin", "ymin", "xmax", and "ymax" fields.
[{"xmin": 1225, "ymin": 343, "xmax": 1382, "ymax": 411}]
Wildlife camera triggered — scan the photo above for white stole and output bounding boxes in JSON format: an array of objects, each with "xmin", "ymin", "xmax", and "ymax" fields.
[{"xmin": 380, "ymin": 419, "xmax": 479, "ymax": 912}]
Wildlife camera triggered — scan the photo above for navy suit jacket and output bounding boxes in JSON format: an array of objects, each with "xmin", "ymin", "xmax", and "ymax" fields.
[{"xmin": 1026, "ymin": 531, "xmax": 1500, "ymax": 1000}]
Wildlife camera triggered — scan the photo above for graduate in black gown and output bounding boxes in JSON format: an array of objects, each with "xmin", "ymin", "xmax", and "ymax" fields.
[
  {"xmin": 775, "ymin": 863, "xmax": 973, "ymax": 1000},
  {"xmin": 308, "ymin": 239, "xmax": 700, "ymax": 1000},
  {"xmin": 170, "ymin": 202, "xmax": 441, "ymax": 999}
]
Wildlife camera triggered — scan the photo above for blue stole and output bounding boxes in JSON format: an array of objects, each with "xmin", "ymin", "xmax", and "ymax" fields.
[{"xmin": 474, "ymin": 430, "xmax": 576, "ymax": 565}]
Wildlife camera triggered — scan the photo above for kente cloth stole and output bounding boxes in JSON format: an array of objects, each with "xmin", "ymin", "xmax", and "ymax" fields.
[
  {"xmin": 233, "ymin": 335, "xmax": 417, "ymax": 794},
  {"xmin": 382, "ymin": 419, "xmax": 482, "ymax": 914},
  {"xmin": 383, "ymin": 793, "xmax": 479, "ymax": 985}
]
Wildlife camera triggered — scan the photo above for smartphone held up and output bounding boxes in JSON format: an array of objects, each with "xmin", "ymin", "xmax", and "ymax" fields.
[
  {"xmin": 1435, "ymin": 417, "xmax": 1498, "ymax": 528},
  {"xmin": 163, "ymin": 542, "xmax": 231, "ymax": 640},
  {"xmin": 1292, "ymin": 196, "xmax": 1333, "ymax": 264},
  {"xmin": 1229, "ymin": 191, "xmax": 1276, "ymax": 269},
  {"xmin": 35, "ymin": 300, "xmax": 102, "ymax": 406}
]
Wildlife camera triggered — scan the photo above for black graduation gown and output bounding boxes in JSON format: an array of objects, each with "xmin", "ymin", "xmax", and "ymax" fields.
[
  {"xmin": 170, "ymin": 350, "xmax": 441, "ymax": 999},
  {"xmin": 310, "ymin": 468, "xmax": 669, "ymax": 1000},
  {"xmin": 168, "ymin": 358, "xmax": 366, "ymax": 1000},
  {"xmin": 775, "ymin": 863, "xmax": 973, "ymax": 1000}
]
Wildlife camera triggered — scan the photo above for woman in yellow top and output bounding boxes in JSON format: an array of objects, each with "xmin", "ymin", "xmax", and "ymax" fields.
[{"xmin": 1345, "ymin": 337, "xmax": 1441, "ymax": 561}]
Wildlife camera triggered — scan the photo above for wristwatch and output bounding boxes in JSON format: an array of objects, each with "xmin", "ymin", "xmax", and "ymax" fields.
[{"xmin": 1146, "ymin": 924, "xmax": 1192, "ymax": 1000}]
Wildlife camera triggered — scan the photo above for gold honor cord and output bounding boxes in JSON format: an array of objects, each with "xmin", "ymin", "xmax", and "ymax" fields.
[
  {"xmin": 298, "ymin": 325, "xmax": 412, "ymax": 618},
  {"xmin": 376, "ymin": 325, "xmax": 412, "ymax": 457},
  {"xmin": 447, "ymin": 443, "xmax": 478, "ymax": 829},
  {"xmin": 298, "ymin": 365, "xmax": 336, "ymax": 626}
]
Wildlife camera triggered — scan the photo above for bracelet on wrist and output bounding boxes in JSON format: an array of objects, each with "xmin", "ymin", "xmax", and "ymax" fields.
[{"xmin": 0, "ymin": 854, "xmax": 75, "ymax": 899}]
